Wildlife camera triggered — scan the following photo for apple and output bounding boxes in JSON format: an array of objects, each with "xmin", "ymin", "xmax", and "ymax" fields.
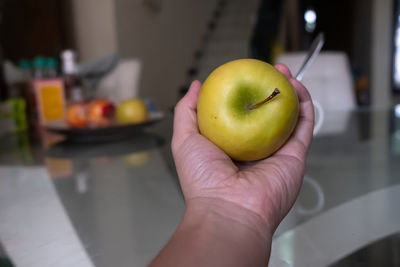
[
  {"xmin": 116, "ymin": 98, "xmax": 148, "ymax": 124},
  {"xmin": 197, "ymin": 59, "xmax": 299, "ymax": 161},
  {"xmin": 88, "ymin": 99, "xmax": 115, "ymax": 127}
]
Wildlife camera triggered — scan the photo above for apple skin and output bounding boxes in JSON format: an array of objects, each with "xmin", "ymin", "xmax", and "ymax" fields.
[{"xmin": 197, "ymin": 59, "xmax": 299, "ymax": 161}]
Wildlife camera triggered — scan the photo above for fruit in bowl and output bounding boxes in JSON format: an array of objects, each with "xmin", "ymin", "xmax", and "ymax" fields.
[
  {"xmin": 88, "ymin": 99, "xmax": 115, "ymax": 127},
  {"xmin": 197, "ymin": 59, "xmax": 299, "ymax": 161},
  {"xmin": 116, "ymin": 98, "xmax": 149, "ymax": 124},
  {"xmin": 66, "ymin": 102, "xmax": 88, "ymax": 127}
]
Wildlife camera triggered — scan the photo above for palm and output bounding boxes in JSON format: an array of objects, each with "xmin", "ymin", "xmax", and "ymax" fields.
[{"xmin": 174, "ymin": 131, "xmax": 304, "ymax": 226}]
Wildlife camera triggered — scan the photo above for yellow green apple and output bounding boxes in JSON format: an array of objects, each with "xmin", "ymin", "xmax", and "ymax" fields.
[
  {"xmin": 197, "ymin": 59, "xmax": 299, "ymax": 161},
  {"xmin": 116, "ymin": 98, "xmax": 149, "ymax": 124}
]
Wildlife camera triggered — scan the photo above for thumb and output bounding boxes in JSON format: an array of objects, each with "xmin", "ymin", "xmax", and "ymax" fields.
[{"xmin": 172, "ymin": 80, "xmax": 202, "ymax": 148}]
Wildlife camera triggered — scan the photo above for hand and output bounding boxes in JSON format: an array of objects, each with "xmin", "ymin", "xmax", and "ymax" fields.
[
  {"xmin": 172, "ymin": 64, "xmax": 314, "ymax": 234},
  {"xmin": 150, "ymin": 64, "xmax": 314, "ymax": 267}
]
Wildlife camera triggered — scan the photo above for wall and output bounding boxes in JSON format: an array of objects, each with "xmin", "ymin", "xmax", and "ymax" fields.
[
  {"xmin": 70, "ymin": 0, "xmax": 118, "ymax": 61},
  {"xmin": 114, "ymin": 0, "xmax": 219, "ymax": 110}
]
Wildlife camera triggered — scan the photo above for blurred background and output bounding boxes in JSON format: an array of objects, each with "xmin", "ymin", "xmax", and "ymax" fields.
[
  {"xmin": 1, "ymin": 1, "xmax": 400, "ymax": 267},
  {"xmin": 0, "ymin": 0, "xmax": 398, "ymax": 117}
]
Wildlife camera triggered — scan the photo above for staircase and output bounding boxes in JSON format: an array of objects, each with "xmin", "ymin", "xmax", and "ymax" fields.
[{"xmin": 181, "ymin": 0, "xmax": 261, "ymax": 94}]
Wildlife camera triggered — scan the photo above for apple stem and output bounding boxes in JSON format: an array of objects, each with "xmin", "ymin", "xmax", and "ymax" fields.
[{"xmin": 248, "ymin": 88, "xmax": 280, "ymax": 110}]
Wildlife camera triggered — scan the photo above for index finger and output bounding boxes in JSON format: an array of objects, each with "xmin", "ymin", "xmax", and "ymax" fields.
[{"xmin": 273, "ymin": 64, "xmax": 315, "ymax": 160}]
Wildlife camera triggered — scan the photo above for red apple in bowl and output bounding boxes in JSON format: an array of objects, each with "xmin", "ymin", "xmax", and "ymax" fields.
[{"xmin": 88, "ymin": 99, "xmax": 115, "ymax": 127}]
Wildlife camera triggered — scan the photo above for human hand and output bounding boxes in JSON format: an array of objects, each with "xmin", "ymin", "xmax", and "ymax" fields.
[
  {"xmin": 150, "ymin": 64, "xmax": 314, "ymax": 267},
  {"xmin": 172, "ymin": 64, "xmax": 314, "ymax": 237}
]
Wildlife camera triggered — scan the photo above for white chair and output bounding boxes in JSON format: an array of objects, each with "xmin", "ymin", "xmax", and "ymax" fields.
[
  {"xmin": 277, "ymin": 51, "xmax": 356, "ymax": 135},
  {"xmin": 96, "ymin": 59, "xmax": 142, "ymax": 104}
]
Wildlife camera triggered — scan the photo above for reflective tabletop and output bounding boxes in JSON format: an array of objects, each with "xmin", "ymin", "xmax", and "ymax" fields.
[{"xmin": 0, "ymin": 108, "xmax": 399, "ymax": 267}]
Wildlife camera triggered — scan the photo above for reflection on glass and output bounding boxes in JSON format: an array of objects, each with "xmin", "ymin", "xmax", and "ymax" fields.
[
  {"xmin": 75, "ymin": 171, "xmax": 89, "ymax": 194},
  {"xmin": 123, "ymin": 151, "xmax": 151, "ymax": 167},
  {"xmin": 395, "ymin": 104, "xmax": 400, "ymax": 118},
  {"xmin": 0, "ymin": 167, "xmax": 95, "ymax": 267},
  {"xmin": 392, "ymin": 104, "xmax": 400, "ymax": 155}
]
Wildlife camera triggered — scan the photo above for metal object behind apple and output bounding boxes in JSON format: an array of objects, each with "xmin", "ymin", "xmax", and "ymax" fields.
[{"xmin": 295, "ymin": 32, "xmax": 325, "ymax": 81}]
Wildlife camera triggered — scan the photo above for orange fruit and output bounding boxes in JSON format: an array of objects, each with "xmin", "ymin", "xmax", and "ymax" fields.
[{"xmin": 66, "ymin": 103, "xmax": 88, "ymax": 127}]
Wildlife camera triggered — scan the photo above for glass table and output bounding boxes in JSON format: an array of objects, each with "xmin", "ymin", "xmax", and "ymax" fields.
[{"xmin": 0, "ymin": 108, "xmax": 399, "ymax": 267}]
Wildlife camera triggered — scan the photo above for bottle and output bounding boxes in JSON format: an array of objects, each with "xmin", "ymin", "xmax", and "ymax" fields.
[
  {"xmin": 32, "ymin": 56, "xmax": 66, "ymax": 125},
  {"xmin": 44, "ymin": 58, "xmax": 58, "ymax": 78},
  {"xmin": 33, "ymin": 57, "xmax": 45, "ymax": 79},
  {"xmin": 61, "ymin": 50, "xmax": 84, "ymax": 103},
  {"xmin": 18, "ymin": 59, "xmax": 37, "ymax": 128},
  {"xmin": 18, "ymin": 59, "xmax": 32, "ymax": 81}
]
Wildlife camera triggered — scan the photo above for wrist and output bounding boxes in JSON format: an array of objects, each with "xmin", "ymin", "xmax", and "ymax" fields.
[
  {"xmin": 150, "ymin": 197, "xmax": 275, "ymax": 267},
  {"xmin": 185, "ymin": 197, "xmax": 274, "ymax": 245}
]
